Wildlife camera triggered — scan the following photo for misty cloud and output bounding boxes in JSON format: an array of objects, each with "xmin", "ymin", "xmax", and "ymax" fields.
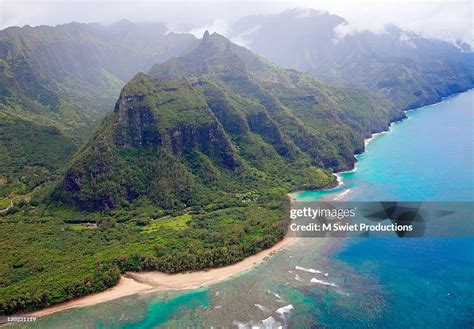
[{"xmin": 1, "ymin": 0, "xmax": 472, "ymax": 46}]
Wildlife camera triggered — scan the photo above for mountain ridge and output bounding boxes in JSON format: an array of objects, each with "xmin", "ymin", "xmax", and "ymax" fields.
[
  {"xmin": 0, "ymin": 21, "xmax": 198, "ymax": 198},
  {"xmin": 228, "ymin": 9, "xmax": 474, "ymax": 110},
  {"xmin": 57, "ymin": 32, "xmax": 403, "ymax": 211},
  {"xmin": 0, "ymin": 19, "xmax": 471, "ymax": 316}
]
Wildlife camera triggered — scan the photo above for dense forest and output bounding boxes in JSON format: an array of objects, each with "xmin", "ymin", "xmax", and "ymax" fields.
[
  {"xmin": 0, "ymin": 21, "xmax": 197, "ymax": 199},
  {"xmin": 0, "ymin": 13, "xmax": 472, "ymax": 315}
]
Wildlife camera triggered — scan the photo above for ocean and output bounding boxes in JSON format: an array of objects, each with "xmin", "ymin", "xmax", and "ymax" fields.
[{"xmin": 18, "ymin": 90, "xmax": 474, "ymax": 328}]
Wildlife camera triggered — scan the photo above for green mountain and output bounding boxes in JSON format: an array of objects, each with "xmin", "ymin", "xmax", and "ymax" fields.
[
  {"xmin": 0, "ymin": 111, "xmax": 76, "ymax": 196},
  {"xmin": 228, "ymin": 9, "xmax": 474, "ymax": 110},
  {"xmin": 0, "ymin": 21, "xmax": 197, "ymax": 197},
  {"xmin": 59, "ymin": 31, "xmax": 404, "ymax": 212},
  {"xmin": 0, "ymin": 13, "xmax": 472, "ymax": 318},
  {"xmin": 0, "ymin": 32, "xmax": 421, "ymax": 316}
]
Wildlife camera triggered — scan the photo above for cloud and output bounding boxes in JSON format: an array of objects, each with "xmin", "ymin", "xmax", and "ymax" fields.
[
  {"xmin": 231, "ymin": 24, "xmax": 261, "ymax": 47},
  {"xmin": 301, "ymin": 0, "xmax": 473, "ymax": 46},
  {"xmin": 187, "ymin": 19, "xmax": 230, "ymax": 39},
  {"xmin": 0, "ymin": 0, "xmax": 472, "ymax": 47}
]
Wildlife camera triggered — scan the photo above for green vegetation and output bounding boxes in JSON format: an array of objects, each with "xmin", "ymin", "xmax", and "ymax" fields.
[
  {"xmin": 0, "ymin": 188, "xmax": 290, "ymax": 314},
  {"xmin": 227, "ymin": 9, "xmax": 474, "ymax": 111},
  {"xmin": 58, "ymin": 33, "xmax": 403, "ymax": 212},
  {"xmin": 0, "ymin": 22, "xmax": 198, "ymax": 197},
  {"xmin": 0, "ymin": 196, "xmax": 11, "ymax": 209},
  {"xmin": 1, "ymin": 31, "xmax": 460, "ymax": 317},
  {"xmin": 0, "ymin": 33, "xmax": 347, "ymax": 315},
  {"xmin": 0, "ymin": 110, "xmax": 76, "ymax": 198}
]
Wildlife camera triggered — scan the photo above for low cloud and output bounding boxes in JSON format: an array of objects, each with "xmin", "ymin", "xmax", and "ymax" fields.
[
  {"xmin": 187, "ymin": 19, "xmax": 230, "ymax": 39},
  {"xmin": 310, "ymin": 0, "xmax": 473, "ymax": 46},
  {"xmin": 1, "ymin": 0, "xmax": 472, "ymax": 47}
]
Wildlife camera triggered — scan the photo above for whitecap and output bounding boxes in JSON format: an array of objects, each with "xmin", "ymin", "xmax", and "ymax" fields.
[
  {"xmin": 267, "ymin": 290, "xmax": 282, "ymax": 300},
  {"xmin": 294, "ymin": 274, "xmax": 303, "ymax": 282},
  {"xmin": 311, "ymin": 278, "xmax": 338, "ymax": 288},
  {"xmin": 255, "ymin": 304, "xmax": 271, "ymax": 313},
  {"xmin": 260, "ymin": 316, "xmax": 282, "ymax": 329},
  {"xmin": 334, "ymin": 188, "xmax": 352, "ymax": 201},
  {"xmin": 233, "ymin": 320, "xmax": 249, "ymax": 329},
  {"xmin": 276, "ymin": 304, "xmax": 294, "ymax": 316},
  {"xmin": 295, "ymin": 266, "xmax": 321, "ymax": 274}
]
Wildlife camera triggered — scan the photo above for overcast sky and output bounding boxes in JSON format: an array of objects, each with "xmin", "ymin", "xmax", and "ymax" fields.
[{"xmin": 0, "ymin": 0, "xmax": 472, "ymax": 46}]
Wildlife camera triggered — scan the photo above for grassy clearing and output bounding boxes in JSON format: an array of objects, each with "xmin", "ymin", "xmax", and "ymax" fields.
[{"xmin": 0, "ymin": 196, "xmax": 11, "ymax": 209}]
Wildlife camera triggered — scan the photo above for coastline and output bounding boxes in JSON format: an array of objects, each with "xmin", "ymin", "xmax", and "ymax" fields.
[
  {"xmin": 22, "ymin": 89, "xmax": 472, "ymax": 320},
  {"xmin": 322, "ymin": 88, "xmax": 473, "ymax": 200},
  {"xmin": 30, "ymin": 235, "xmax": 298, "ymax": 318},
  {"xmin": 289, "ymin": 91, "xmax": 461, "ymax": 201},
  {"xmin": 326, "ymin": 99, "xmax": 433, "ymax": 192}
]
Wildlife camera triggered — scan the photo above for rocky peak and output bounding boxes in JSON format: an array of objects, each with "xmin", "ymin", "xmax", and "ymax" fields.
[
  {"xmin": 195, "ymin": 31, "xmax": 235, "ymax": 56},
  {"xmin": 149, "ymin": 32, "xmax": 265, "ymax": 80}
]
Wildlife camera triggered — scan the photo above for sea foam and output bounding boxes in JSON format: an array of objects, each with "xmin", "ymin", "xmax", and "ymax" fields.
[
  {"xmin": 255, "ymin": 304, "xmax": 271, "ymax": 313},
  {"xmin": 334, "ymin": 188, "xmax": 352, "ymax": 200},
  {"xmin": 295, "ymin": 266, "xmax": 321, "ymax": 273},
  {"xmin": 311, "ymin": 278, "xmax": 338, "ymax": 288},
  {"xmin": 276, "ymin": 304, "xmax": 294, "ymax": 316},
  {"xmin": 260, "ymin": 316, "xmax": 282, "ymax": 329}
]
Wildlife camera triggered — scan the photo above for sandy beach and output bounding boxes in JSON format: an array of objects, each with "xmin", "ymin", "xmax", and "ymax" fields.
[
  {"xmin": 31, "ymin": 276, "xmax": 153, "ymax": 317},
  {"xmin": 22, "ymin": 120, "xmax": 390, "ymax": 320},
  {"xmin": 31, "ymin": 235, "xmax": 297, "ymax": 317}
]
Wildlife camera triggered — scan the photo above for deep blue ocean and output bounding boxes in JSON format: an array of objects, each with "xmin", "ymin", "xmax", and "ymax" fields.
[
  {"xmin": 297, "ymin": 89, "xmax": 474, "ymax": 328},
  {"xmin": 20, "ymin": 90, "xmax": 473, "ymax": 328}
]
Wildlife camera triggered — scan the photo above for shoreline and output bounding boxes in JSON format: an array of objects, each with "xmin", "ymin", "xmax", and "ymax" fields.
[
  {"xmin": 327, "ymin": 96, "xmax": 440, "ymax": 192},
  {"xmin": 21, "ymin": 89, "xmax": 472, "ymax": 320},
  {"xmin": 289, "ymin": 91, "xmax": 463, "ymax": 201},
  {"xmin": 30, "ymin": 235, "xmax": 298, "ymax": 318}
]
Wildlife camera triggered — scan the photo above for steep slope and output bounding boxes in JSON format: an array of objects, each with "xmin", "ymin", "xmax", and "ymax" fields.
[
  {"xmin": 150, "ymin": 32, "xmax": 404, "ymax": 168},
  {"xmin": 0, "ymin": 110, "xmax": 76, "ymax": 197},
  {"xmin": 228, "ymin": 9, "xmax": 474, "ymax": 110},
  {"xmin": 60, "ymin": 75, "xmax": 243, "ymax": 210},
  {"xmin": 0, "ymin": 21, "xmax": 198, "ymax": 196},
  {"xmin": 59, "ymin": 32, "xmax": 403, "ymax": 211},
  {"xmin": 0, "ymin": 21, "xmax": 197, "ymax": 136},
  {"xmin": 1, "ymin": 32, "xmax": 407, "ymax": 316}
]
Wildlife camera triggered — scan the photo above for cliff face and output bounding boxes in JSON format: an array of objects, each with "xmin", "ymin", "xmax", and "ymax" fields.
[
  {"xmin": 0, "ymin": 22, "xmax": 199, "ymax": 197},
  {"xmin": 61, "ymin": 75, "xmax": 243, "ymax": 210},
  {"xmin": 150, "ymin": 32, "xmax": 405, "ymax": 167},
  {"xmin": 0, "ymin": 21, "xmax": 198, "ymax": 134},
  {"xmin": 59, "ymin": 33, "xmax": 405, "ymax": 211},
  {"xmin": 112, "ymin": 75, "xmax": 241, "ymax": 169}
]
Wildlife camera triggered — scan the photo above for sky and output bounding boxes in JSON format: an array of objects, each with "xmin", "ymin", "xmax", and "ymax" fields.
[{"xmin": 0, "ymin": 0, "xmax": 472, "ymax": 46}]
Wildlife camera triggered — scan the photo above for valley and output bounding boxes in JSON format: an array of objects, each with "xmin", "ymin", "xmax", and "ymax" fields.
[{"xmin": 0, "ymin": 11, "xmax": 472, "ymax": 319}]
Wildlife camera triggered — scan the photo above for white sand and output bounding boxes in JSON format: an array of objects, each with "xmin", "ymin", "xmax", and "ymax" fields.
[
  {"xmin": 32, "ymin": 276, "xmax": 153, "ymax": 317},
  {"xmin": 31, "ymin": 236, "xmax": 297, "ymax": 317}
]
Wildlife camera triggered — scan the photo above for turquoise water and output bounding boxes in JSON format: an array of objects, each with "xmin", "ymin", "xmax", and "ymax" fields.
[
  {"xmin": 20, "ymin": 90, "xmax": 473, "ymax": 328},
  {"xmin": 298, "ymin": 89, "xmax": 474, "ymax": 328},
  {"xmin": 298, "ymin": 89, "xmax": 474, "ymax": 202}
]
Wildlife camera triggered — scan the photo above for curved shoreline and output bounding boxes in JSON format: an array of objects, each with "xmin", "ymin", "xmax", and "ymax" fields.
[
  {"xmin": 23, "ymin": 90, "xmax": 473, "ymax": 320},
  {"xmin": 287, "ymin": 93, "xmax": 453, "ymax": 201},
  {"xmin": 30, "ymin": 235, "xmax": 298, "ymax": 318}
]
